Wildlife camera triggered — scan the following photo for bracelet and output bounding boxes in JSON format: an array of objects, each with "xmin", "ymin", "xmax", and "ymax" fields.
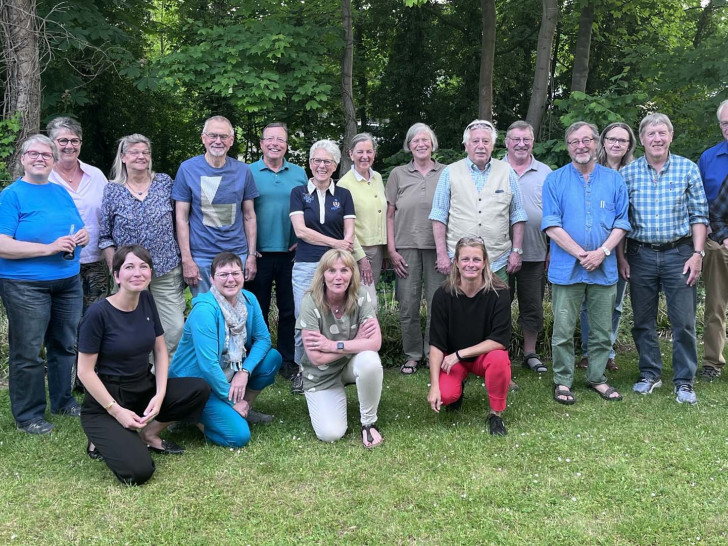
[
  {"xmin": 455, "ymin": 350, "xmax": 462, "ymax": 361},
  {"xmin": 104, "ymin": 399, "xmax": 116, "ymax": 411}
]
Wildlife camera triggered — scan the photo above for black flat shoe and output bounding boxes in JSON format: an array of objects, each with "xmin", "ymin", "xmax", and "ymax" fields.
[
  {"xmin": 86, "ymin": 441, "xmax": 104, "ymax": 461},
  {"xmin": 147, "ymin": 439, "xmax": 185, "ymax": 455}
]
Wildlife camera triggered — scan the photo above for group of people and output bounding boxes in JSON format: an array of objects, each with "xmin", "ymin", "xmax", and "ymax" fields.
[{"xmin": 1, "ymin": 100, "xmax": 726, "ymax": 485}]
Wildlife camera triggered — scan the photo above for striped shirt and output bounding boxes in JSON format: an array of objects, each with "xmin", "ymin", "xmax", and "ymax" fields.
[{"xmin": 620, "ymin": 154, "xmax": 707, "ymax": 244}]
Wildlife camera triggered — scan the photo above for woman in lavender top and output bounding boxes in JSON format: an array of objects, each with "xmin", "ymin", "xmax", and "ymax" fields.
[{"xmin": 99, "ymin": 134, "xmax": 186, "ymax": 356}]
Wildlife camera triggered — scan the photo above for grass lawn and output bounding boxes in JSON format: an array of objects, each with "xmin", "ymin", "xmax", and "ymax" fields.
[{"xmin": 1, "ymin": 350, "xmax": 727, "ymax": 545}]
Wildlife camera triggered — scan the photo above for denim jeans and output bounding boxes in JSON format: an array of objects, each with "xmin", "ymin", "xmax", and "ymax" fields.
[
  {"xmin": 246, "ymin": 251, "xmax": 296, "ymax": 368},
  {"xmin": 580, "ymin": 276, "xmax": 627, "ymax": 360},
  {"xmin": 626, "ymin": 242, "xmax": 698, "ymax": 386},
  {"xmin": 292, "ymin": 261, "xmax": 318, "ymax": 366},
  {"xmin": 551, "ymin": 283, "xmax": 616, "ymax": 387},
  {"xmin": 0, "ymin": 275, "xmax": 82, "ymax": 425}
]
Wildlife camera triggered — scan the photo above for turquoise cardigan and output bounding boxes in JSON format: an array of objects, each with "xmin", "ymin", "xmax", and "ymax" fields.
[{"xmin": 169, "ymin": 289, "xmax": 271, "ymax": 406}]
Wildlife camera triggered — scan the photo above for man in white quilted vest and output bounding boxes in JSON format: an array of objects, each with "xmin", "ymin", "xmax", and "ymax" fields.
[{"xmin": 429, "ymin": 119, "xmax": 527, "ymax": 283}]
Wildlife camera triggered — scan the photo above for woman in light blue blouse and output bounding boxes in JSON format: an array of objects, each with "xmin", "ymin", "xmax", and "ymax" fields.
[{"xmin": 99, "ymin": 134, "xmax": 185, "ymax": 355}]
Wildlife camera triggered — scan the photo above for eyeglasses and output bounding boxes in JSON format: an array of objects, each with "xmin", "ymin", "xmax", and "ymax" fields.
[
  {"xmin": 311, "ymin": 158, "xmax": 335, "ymax": 167},
  {"xmin": 125, "ymin": 150, "xmax": 151, "ymax": 157},
  {"xmin": 507, "ymin": 137, "xmax": 532, "ymax": 144},
  {"xmin": 466, "ymin": 120, "xmax": 495, "ymax": 131},
  {"xmin": 204, "ymin": 133, "xmax": 233, "ymax": 141},
  {"xmin": 215, "ymin": 271, "xmax": 243, "ymax": 279},
  {"xmin": 605, "ymin": 137, "xmax": 629, "ymax": 146},
  {"xmin": 567, "ymin": 137, "xmax": 595, "ymax": 148},
  {"xmin": 262, "ymin": 136, "xmax": 287, "ymax": 144},
  {"xmin": 24, "ymin": 151, "xmax": 54, "ymax": 161},
  {"xmin": 55, "ymin": 138, "xmax": 82, "ymax": 146},
  {"xmin": 719, "ymin": 121, "xmax": 728, "ymax": 128}
]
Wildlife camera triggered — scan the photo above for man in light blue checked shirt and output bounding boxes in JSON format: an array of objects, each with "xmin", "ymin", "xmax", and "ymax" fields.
[{"xmin": 618, "ymin": 113, "xmax": 708, "ymax": 405}]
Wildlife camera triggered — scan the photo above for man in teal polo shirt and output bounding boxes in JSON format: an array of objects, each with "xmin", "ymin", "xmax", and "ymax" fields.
[{"xmin": 247, "ymin": 122, "xmax": 307, "ymax": 380}]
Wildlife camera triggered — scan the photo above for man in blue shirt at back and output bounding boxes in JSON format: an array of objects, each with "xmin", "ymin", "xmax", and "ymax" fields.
[
  {"xmin": 173, "ymin": 115, "xmax": 259, "ymax": 295},
  {"xmin": 247, "ymin": 122, "xmax": 307, "ymax": 381},
  {"xmin": 542, "ymin": 121, "xmax": 630, "ymax": 405},
  {"xmin": 697, "ymin": 99, "xmax": 728, "ymax": 382}
]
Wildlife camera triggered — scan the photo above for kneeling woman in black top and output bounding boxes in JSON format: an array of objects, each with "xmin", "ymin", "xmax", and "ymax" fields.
[
  {"xmin": 78, "ymin": 245, "xmax": 210, "ymax": 485},
  {"xmin": 427, "ymin": 236, "xmax": 512, "ymax": 435}
]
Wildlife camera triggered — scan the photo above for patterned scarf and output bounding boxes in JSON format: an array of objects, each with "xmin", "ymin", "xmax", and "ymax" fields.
[{"xmin": 210, "ymin": 285, "xmax": 248, "ymax": 373}]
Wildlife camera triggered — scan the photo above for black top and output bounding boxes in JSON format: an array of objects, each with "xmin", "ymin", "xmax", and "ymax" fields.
[
  {"xmin": 429, "ymin": 286, "xmax": 511, "ymax": 359},
  {"xmin": 78, "ymin": 291, "xmax": 164, "ymax": 377}
]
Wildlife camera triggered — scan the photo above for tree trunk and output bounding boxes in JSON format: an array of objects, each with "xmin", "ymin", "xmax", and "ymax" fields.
[
  {"xmin": 340, "ymin": 0, "xmax": 356, "ymax": 174},
  {"xmin": 570, "ymin": 1, "xmax": 594, "ymax": 94},
  {"xmin": 478, "ymin": 0, "xmax": 495, "ymax": 121},
  {"xmin": 693, "ymin": 0, "xmax": 717, "ymax": 48},
  {"xmin": 1, "ymin": 0, "xmax": 41, "ymax": 174},
  {"xmin": 526, "ymin": 0, "xmax": 559, "ymax": 136}
]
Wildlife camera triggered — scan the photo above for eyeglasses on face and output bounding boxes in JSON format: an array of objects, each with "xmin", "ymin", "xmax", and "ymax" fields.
[
  {"xmin": 604, "ymin": 137, "xmax": 629, "ymax": 146},
  {"xmin": 311, "ymin": 158, "xmax": 335, "ymax": 166},
  {"xmin": 262, "ymin": 136, "xmax": 287, "ymax": 144},
  {"xmin": 507, "ymin": 137, "xmax": 533, "ymax": 144},
  {"xmin": 567, "ymin": 137, "xmax": 595, "ymax": 148},
  {"xmin": 124, "ymin": 150, "xmax": 151, "ymax": 157},
  {"xmin": 24, "ymin": 150, "xmax": 54, "ymax": 161},
  {"xmin": 204, "ymin": 133, "xmax": 233, "ymax": 141},
  {"xmin": 56, "ymin": 138, "xmax": 82, "ymax": 146},
  {"xmin": 215, "ymin": 271, "xmax": 243, "ymax": 279}
]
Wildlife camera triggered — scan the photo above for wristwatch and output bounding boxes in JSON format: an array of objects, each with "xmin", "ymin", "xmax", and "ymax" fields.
[
  {"xmin": 694, "ymin": 250, "xmax": 705, "ymax": 258},
  {"xmin": 601, "ymin": 246, "xmax": 611, "ymax": 257},
  {"xmin": 337, "ymin": 341, "xmax": 345, "ymax": 351},
  {"xmin": 512, "ymin": 247, "xmax": 523, "ymax": 255}
]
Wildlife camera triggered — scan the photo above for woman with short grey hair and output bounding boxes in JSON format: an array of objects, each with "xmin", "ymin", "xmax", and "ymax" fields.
[
  {"xmin": 99, "ymin": 134, "xmax": 186, "ymax": 357},
  {"xmin": 386, "ymin": 123, "xmax": 446, "ymax": 374},
  {"xmin": 47, "ymin": 117, "xmax": 110, "ymax": 315}
]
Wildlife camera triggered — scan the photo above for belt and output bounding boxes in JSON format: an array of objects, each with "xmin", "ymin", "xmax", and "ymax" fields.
[{"xmin": 628, "ymin": 236, "xmax": 691, "ymax": 251}]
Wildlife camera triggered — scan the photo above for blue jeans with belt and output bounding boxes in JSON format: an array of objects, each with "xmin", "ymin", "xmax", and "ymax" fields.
[
  {"xmin": 626, "ymin": 241, "xmax": 698, "ymax": 386},
  {"xmin": 0, "ymin": 275, "xmax": 82, "ymax": 425}
]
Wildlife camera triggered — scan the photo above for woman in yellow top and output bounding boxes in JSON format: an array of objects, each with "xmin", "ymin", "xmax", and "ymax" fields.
[{"xmin": 337, "ymin": 133, "xmax": 387, "ymax": 305}]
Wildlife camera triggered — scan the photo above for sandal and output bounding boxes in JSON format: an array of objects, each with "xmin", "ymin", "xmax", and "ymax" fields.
[
  {"xmin": 588, "ymin": 383, "xmax": 622, "ymax": 401},
  {"xmin": 523, "ymin": 353, "xmax": 547, "ymax": 373},
  {"xmin": 553, "ymin": 384, "xmax": 576, "ymax": 405},
  {"xmin": 400, "ymin": 360, "xmax": 419, "ymax": 375},
  {"xmin": 86, "ymin": 441, "xmax": 103, "ymax": 461},
  {"xmin": 361, "ymin": 424, "xmax": 383, "ymax": 449}
]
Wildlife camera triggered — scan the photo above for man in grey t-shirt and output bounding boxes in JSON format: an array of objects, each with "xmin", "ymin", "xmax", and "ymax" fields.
[{"xmin": 503, "ymin": 121, "xmax": 552, "ymax": 374}]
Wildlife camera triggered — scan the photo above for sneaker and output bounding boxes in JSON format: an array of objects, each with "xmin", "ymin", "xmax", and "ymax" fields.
[
  {"xmin": 17, "ymin": 418, "xmax": 54, "ymax": 435},
  {"xmin": 54, "ymin": 401, "xmax": 81, "ymax": 417},
  {"xmin": 290, "ymin": 371, "xmax": 304, "ymax": 395},
  {"xmin": 697, "ymin": 366, "xmax": 721, "ymax": 382},
  {"xmin": 487, "ymin": 414, "xmax": 507, "ymax": 436},
  {"xmin": 246, "ymin": 408, "xmax": 274, "ymax": 425},
  {"xmin": 633, "ymin": 377, "xmax": 662, "ymax": 394},
  {"xmin": 675, "ymin": 384, "xmax": 697, "ymax": 405}
]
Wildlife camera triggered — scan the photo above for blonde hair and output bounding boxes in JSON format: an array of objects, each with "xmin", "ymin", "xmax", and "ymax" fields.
[
  {"xmin": 444, "ymin": 236, "xmax": 507, "ymax": 296},
  {"xmin": 308, "ymin": 249, "xmax": 362, "ymax": 315}
]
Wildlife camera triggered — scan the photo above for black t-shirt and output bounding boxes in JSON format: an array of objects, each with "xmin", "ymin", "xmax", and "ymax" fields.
[
  {"xmin": 429, "ymin": 285, "xmax": 511, "ymax": 359},
  {"xmin": 78, "ymin": 291, "xmax": 164, "ymax": 376}
]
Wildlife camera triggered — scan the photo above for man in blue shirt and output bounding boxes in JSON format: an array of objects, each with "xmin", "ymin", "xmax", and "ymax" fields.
[
  {"xmin": 247, "ymin": 122, "xmax": 307, "ymax": 381},
  {"xmin": 542, "ymin": 122, "xmax": 630, "ymax": 405},
  {"xmin": 619, "ymin": 113, "xmax": 708, "ymax": 404},
  {"xmin": 698, "ymin": 100, "xmax": 728, "ymax": 382},
  {"xmin": 173, "ymin": 115, "xmax": 259, "ymax": 295}
]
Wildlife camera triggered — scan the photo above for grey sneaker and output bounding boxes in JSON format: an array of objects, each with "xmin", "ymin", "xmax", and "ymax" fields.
[
  {"xmin": 675, "ymin": 384, "xmax": 697, "ymax": 405},
  {"xmin": 54, "ymin": 401, "xmax": 81, "ymax": 417},
  {"xmin": 633, "ymin": 377, "xmax": 662, "ymax": 394},
  {"xmin": 246, "ymin": 408, "xmax": 274, "ymax": 425},
  {"xmin": 17, "ymin": 418, "xmax": 54, "ymax": 435},
  {"xmin": 290, "ymin": 371, "xmax": 304, "ymax": 395},
  {"xmin": 697, "ymin": 366, "xmax": 721, "ymax": 382}
]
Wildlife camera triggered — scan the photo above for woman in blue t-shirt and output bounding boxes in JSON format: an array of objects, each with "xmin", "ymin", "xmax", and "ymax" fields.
[
  {"xmin": 77, "ymin": 245, "xmax": 210, "ymax": 485},
  {"xmin": 0, "ymin": 135, "xmax": 89, "ymax": 435}
]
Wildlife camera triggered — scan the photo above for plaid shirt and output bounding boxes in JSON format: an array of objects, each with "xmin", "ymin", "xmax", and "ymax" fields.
[
  {"xmin": 708, "ymin": 172, "xmax": 728, "ymax": 243},
  {"xmin": 620, "ymin": 153, "xmax": 708, "ymax": 244}
]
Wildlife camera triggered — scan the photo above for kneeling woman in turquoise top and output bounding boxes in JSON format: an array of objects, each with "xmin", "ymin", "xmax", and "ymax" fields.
[{"xmin": 170, "ymin": 252, "xmax": 282, "ymax": 447}]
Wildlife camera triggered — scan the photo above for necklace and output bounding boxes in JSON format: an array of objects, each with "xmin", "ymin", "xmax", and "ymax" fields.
[
  {"xmin": 58, "ymin": 163, "xmax": 80, "ymax": 185},
  {"xmin": 126, "ymin": 178, "xmax": 151, "ymax": 196}
]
